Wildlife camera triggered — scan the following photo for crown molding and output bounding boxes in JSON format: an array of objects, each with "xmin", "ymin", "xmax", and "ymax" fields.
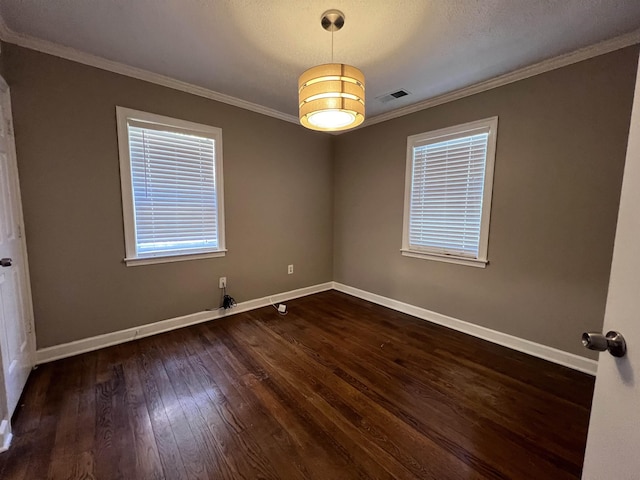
[
  {"xmin": 0, "ymin": 15, "xmax": 300, "ymax": 125},
  {"xmin": 0, "ymin": 14, "xmax": 637, "ymax": 132},
  {"xmin": 360, "ymin": 29, "xmax": 640, "ymax": 129}
]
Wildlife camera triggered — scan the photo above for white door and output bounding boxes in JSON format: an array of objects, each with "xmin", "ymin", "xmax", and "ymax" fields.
[
  {"xmin": 581, "ymin": 53, "xmax": 640, "ymax": 478},
  {"xmin": 0, "ymin": 80, "xmax": 35, "ymax": 435}
]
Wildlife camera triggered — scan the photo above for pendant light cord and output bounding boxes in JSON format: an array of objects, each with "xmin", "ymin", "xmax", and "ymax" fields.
[{"xmin": 331, "ymin": 28, "xmax": 334, "ymax": 63}]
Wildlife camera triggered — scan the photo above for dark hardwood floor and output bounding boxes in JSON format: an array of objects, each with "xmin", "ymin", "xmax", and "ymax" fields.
[{"xmin": 0, "ymin": 290, "xmax": 595, "ymax": 479}]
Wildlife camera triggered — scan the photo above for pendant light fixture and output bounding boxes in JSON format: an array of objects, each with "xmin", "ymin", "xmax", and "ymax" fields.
[{"xmin": 298, "ymin": 10, "xmax": 365, "ymax": 132}]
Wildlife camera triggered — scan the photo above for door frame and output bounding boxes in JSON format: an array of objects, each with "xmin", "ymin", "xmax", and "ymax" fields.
[{"xmin": 0, "ymin": 74, "xmax": 36, "ymax": 452}]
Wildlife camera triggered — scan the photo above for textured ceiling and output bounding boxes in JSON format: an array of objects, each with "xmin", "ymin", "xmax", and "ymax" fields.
[{"xmin": 1, "ymin": 0, "xmax": 640, "ymax": 121}]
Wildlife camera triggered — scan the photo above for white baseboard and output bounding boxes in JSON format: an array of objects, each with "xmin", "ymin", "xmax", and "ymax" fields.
[
  {"xmin": 0, "ymin": 419, "xmax": 12, "ymax": 453},
  {"xmin": 332, "ymin": 282, "xmax": 598, "ymax": 376},
  {"xmin": 35, "ymin": 282, "xmax": 333, "ymax": 365},
  {"xmin": 35, "ymin": 280, "xmax": 598, "ymax": 375}
]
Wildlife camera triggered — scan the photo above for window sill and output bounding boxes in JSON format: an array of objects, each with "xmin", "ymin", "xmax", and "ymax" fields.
[
  {"xmin": 124, "ymin": 250, "xmax": 227, "ymax": 267},
  {"xmin": 400, "ymin": 249, "xmax": 488, "ymax": 268}
]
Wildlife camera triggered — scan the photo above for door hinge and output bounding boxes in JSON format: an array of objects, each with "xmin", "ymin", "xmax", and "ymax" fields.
[
  {"xmin": 6, "ymin": 119, "xmax": 12, "ymax": 137},
  {"xmin": 17, "ymin": 223, "xmax": 22, "ymax": 238}
]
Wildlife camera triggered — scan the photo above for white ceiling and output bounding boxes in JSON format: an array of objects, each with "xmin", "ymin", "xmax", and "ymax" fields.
[{"xmin": 1, "ymin": 0, "xmax": 639, "ymax": 123}]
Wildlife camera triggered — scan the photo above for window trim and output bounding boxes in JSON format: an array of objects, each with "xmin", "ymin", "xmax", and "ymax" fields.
[
  {"xmin": 401, "ymin": 117, "xmax": 498, "ymax": 268},
  {"xmin": 116, "ymin": 106, "xmax": 226, "ymax": 266}
]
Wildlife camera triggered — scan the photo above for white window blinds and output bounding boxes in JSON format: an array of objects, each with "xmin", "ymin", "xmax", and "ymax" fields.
[
  {"xmin": 126, "ymin": 120, "xmax": 221, "ymax": 257},
  {"xmin": 403, "ymin": 118, "xmax": 497, "ymax": 265},
  {"xmin": 409, "ymin": 131, "xmax": 488, "ymax": 257}
]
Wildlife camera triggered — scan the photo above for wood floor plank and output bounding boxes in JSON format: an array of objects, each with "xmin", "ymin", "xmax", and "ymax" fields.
[
  {"xmin": 143, "ymin": 338, "xmax": 223, "ymax": 480},
  {"xmin": 70, "ymin": 352, "xmax": 98, "ymax": 480},
  {"xmin": 149, "ymin": 333, "xmax": 246, "ymax": 479},
  {"xmin": 168, "ymin": 328, "xmax": 313, "ymax": 480},
  {"xmin": 136, "ymin": 344, "xmax": 191, "ymax": 480},
  {"xmin": 0, "ymin": 291, "xmax": 595, "ymax": 479},
  {"xmin": 121, "ymin": 345, "xmax": 165, "ymax": 480},
  {"xmin": 186, "ymin": 327, "xmax": 330, "ymax": 480},
  {"xmin": 0, "ymin": 428, "xmax": 29, "ymax": 480},
  {"xmin": 93, "ymin": 348, "xmax": 127, "ymax": 480},
  {"xmin": 259, "ymin": 302, "xmax": 583, "ymax": 478},
  {"xmin": 12, "ymin": 363, "xmax": 53, "ymax": 433},
  {"xmin": 111, "ymin": 361, "xmax": 139, "ymax": 478},
  {"xmin": 280, "ymin": 304, "xmax": 586, "ymax": 473},
  {"xmin": 21, "ymin": 360, "xmax": 67, "ymax": 479},
  {"xmin": 214, "ymin": 326, "xmax": 388, "ymax": 480},
  {"xmin": 324, "ymin": 292, "xmax": 594, "ymax": 406},
  {"xmin": 0, "ymin": 364, "xmax": 54, "ymax": 480},
  {"xmin": 228, "ymin": 315, "xmax": 477, "ymax": 480},
  {"xmin": 47, "ymin": 354, "xmax": 83, "ymax": 480}
]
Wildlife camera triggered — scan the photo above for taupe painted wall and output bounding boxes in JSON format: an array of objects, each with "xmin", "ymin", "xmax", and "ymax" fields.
[
  {"xmin": 4, "ymin": 44, "xmax": 333, "ymax": 349},
  {"xmin": 334, "ymin": 46, "xmax": 639, "ymax": 358},
  {"xmin": 3, "ymin": 42, "xmax": 638, "ymax": 359}
]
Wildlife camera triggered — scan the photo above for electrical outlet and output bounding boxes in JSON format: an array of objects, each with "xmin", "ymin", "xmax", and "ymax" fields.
[
  {"xmin": 288, "ymin": 264, "xmax": 294, "ymax": 274},
  {"xmin": 219, "ymin": 277, "xmax": 227, "ymax": 288}
]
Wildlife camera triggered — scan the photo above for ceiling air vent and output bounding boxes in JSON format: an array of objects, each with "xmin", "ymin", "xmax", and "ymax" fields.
[{"xmin": 376, "ymin": 89, "xmax": 411, "ymax": 103}]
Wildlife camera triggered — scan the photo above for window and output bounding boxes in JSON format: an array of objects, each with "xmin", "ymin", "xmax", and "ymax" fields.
[
  {"xmin": 116, "ymin": 107, "xmax": 225, "ymax": 266},
  {"xmin": 401, "ymin": 117, "xmax": 498, "ymax": 267}
]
